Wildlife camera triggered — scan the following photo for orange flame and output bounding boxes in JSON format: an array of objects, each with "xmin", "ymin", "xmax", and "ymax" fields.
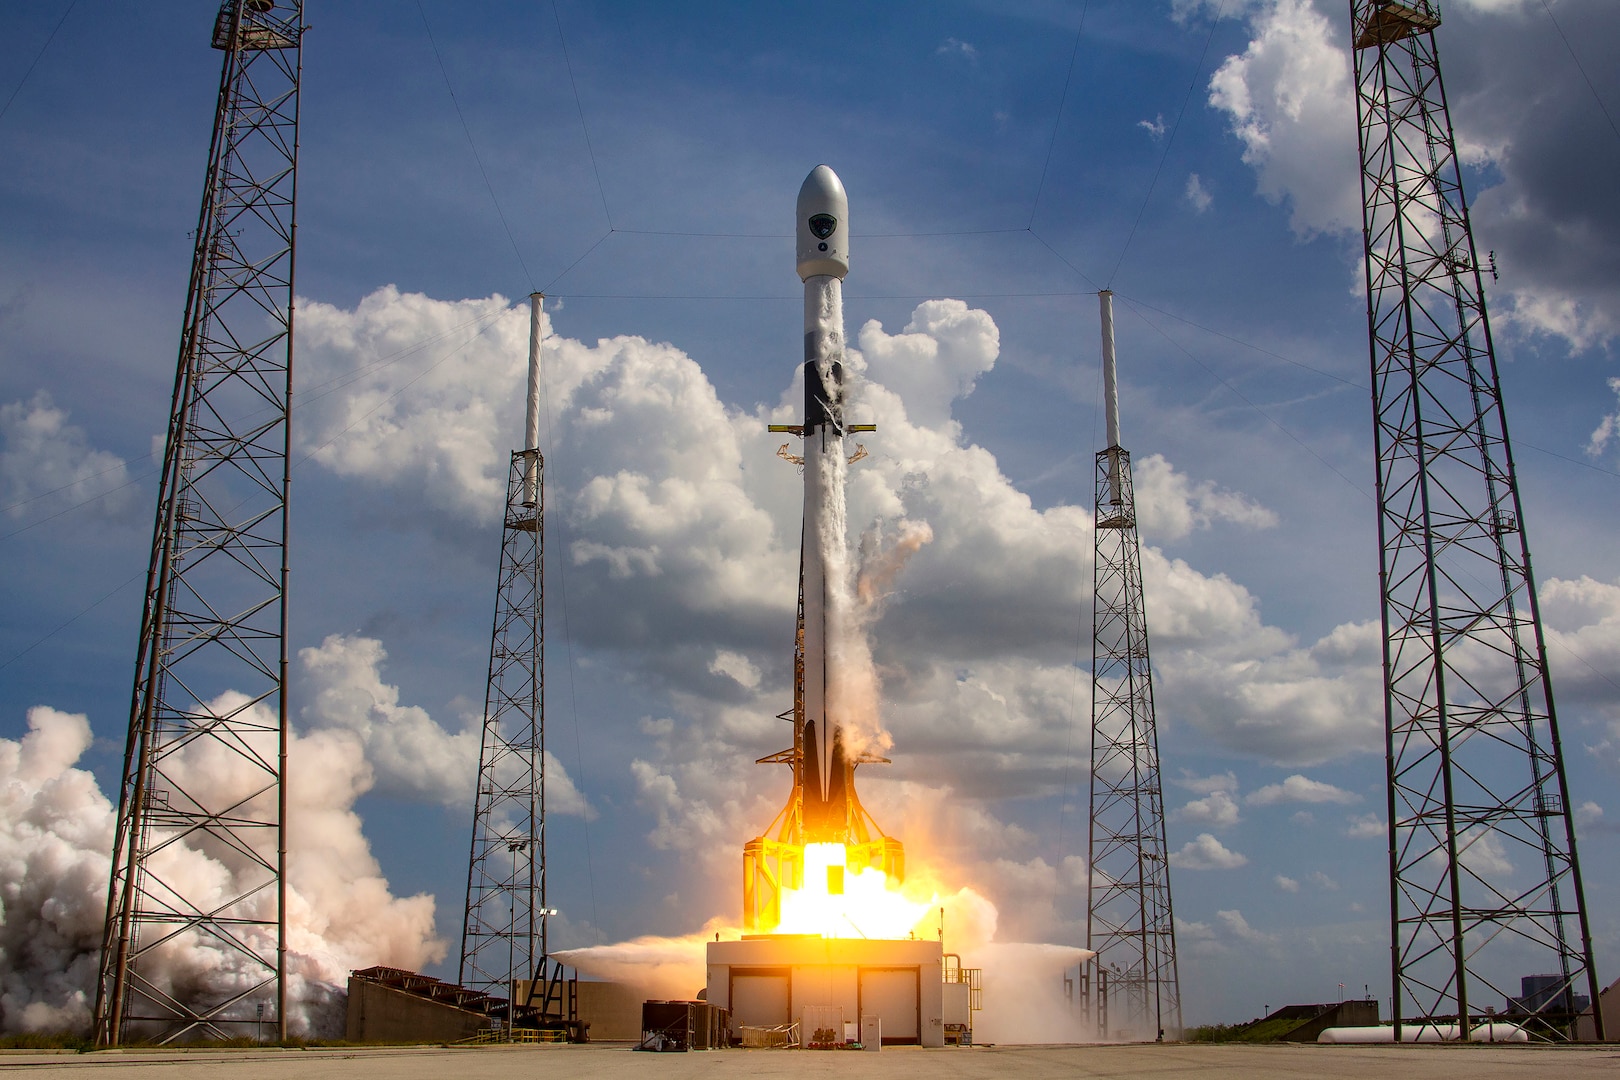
[{"xmin": 771, "ymin": 842, "xmax": 935, "ymax": 939}]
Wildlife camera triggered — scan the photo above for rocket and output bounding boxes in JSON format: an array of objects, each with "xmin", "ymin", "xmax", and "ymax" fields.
[{"xmin": 794, "ymin": 165, "xmax": 854, "ymax": 843}]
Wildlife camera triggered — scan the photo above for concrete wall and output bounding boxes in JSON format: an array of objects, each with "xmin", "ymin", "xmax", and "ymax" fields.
[
  {"xmin": 345, "ymin": 978, "xmax": 490, "ymax": 1044},
  {"xmin": 1282, "ymin": 1000, "xmax": 1380, "ymax": 1042}
]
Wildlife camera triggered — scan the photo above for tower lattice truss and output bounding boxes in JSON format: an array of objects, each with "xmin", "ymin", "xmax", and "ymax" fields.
[
  {"xmin": 461, "ymin": 450, "xmax": 562, "ymax": 1019},
  {"xmin": 1087, "ymin": 446, "xmax": 1180, "ymax": 1041},
  {"xmin": 94, "ymin": 0, "xmax": 304, "ymax": 1046},
  {"xmin": 1352, "ymin": 0, "xmax": 1600, "ymax": 1039}
]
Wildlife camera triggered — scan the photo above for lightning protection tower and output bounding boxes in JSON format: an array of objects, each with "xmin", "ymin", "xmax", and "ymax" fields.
[
  {"xmin": 1352, "ymin": 0, "xmax": 1601, "ymax": 1040},
  {"xmin": 1085, "ymin": 291, "xmax": 1180, "ymax": 1042},
  {"xmin": 94, "ymin": 0, "xmax": 303, "ymax": 1046},
  {"xmin": 461, "ymin": 294, "xmax": 562, "ymax": 1030}
]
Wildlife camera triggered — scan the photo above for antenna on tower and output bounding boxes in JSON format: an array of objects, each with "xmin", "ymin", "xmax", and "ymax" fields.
[
  {"xmin": 93, "ymin": 0, "xmax": 304, "ymax": 1046},
  {"xmin": 1352, "ymin": 0, "xmax": 1601, "ymax": 1041},
  {"xmin": 1085, "ymin": 289, "xmax": 1181, "ymax": 1043}
]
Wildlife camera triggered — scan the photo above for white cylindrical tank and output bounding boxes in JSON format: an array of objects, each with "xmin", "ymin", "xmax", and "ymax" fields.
[
  {"xmin": 797, "ymin": 165, "xmax": 849, "ymax": 281},
  {"xmin": 1317, "ymin": 1022, "xmax": 1529, "ymax": 1043}
]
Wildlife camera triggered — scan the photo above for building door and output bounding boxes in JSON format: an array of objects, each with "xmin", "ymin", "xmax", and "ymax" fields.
[
  {"xmin": 730, "ymin": 970, "xmax": 791, "ymax": 1029},
  {"xmin": 859, "ymin": 967, "xmax": 919, "ymax": 1044}
]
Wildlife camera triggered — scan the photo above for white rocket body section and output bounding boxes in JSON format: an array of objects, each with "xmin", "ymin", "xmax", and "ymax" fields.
[
  {"xmin": 796, "ymin": 166, "xmax": 852, "ymax": 836},
  {"xmin": 1099, "ymin": 289, "xmax": 1123, "ymax": 506},
  {"xmin": 1100, "ymin": 289, "xmax": 1120, "ymax": 450},
  {"xmin": 523, "ymin": 292, "xmax": 543, "ymax": 507}
]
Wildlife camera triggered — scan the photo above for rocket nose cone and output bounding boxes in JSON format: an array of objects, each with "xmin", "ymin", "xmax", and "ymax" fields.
[
  {"xmin": 798, "ymin": 164, "xmax": 845, "ymax": 209},
  {"xmin": 797, "ymin": 165, "xmax": 849, "ymax": 281}
]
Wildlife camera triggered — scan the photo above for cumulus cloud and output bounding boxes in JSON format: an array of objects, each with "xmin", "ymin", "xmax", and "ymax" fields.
[
  {"xmin": 1134, "ymin": 453, "xmax": 1277, "ymax": 541},
  {"xmin": 0, "ymin": 704, "xmax": 442, "ymax": 1036},
  {"xmin": 298, "ymin": 633, "xmax": 590, "ymax": 815},
  {"xmin": 1246, "ymin": 774, "xmax": 1360, "ymax": 805},
  {"xmin": 1199, "ymin": 0, "xmax": 1620, "ymax": 348},
  {"xmin": 1174, "ymin": 789, "xmax": 1242, "ymax": 828},
  {"xmin": 1346, "ymin": 812, "xmax": 1385, "ymax": 839},
  {"xmin": 0, "ymin": 392, "xmax": 134, "ymax": 521},
  {"xmin": 858, "ymin": 299, "xmax": 999, "ymax": 431},
  {"xmin": 1217, "ymin": 907, "xmax": 1278, "ymax": 946},
  {"xmin": 1206, "ymin": 0, "xmax": 1360, "ymax": 238},
  {"xmin": 1171, "ymin": 832, "xmax": 1249, "ymax": 870},
  {"xmin": 1275, "ymin": 874, "xmax": 1300, "ymax": 892}
]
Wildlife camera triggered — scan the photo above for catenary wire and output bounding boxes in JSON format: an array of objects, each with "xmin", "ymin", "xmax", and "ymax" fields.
[
  {"xmin": 417, "ymin": 0, "xmax": 537, "ymax": 292},
  {"xmin": 0, "ymin": 1, "xmax": 76, "ymax": 126},
  {"xmin": 1029, "ymin": 3, "xmax": 1091, "ymax": 229},
  {"xmin": 1538, "ymin": 0, "xmax": 1620, "ymax": 148},
  {"xmin": 1106, "ymin": 1, "xmax": 1225, "ymax": 287}
]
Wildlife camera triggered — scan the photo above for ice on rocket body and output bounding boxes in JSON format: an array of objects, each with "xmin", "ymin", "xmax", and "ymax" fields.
[{"xmin": 796, "ymin": 165, "xmax": 854, "ymax": 842}]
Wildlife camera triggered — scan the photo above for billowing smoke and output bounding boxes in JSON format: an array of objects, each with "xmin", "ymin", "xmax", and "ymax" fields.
[{"xmin": 0, "ymin": 703, "xmax": 445, "ymax": 1037}]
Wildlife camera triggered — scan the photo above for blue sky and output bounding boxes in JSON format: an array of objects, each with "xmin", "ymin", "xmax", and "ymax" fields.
[{"xmin": 2, "ymin": 0, "xmax": 1618, "ymax": 1033}]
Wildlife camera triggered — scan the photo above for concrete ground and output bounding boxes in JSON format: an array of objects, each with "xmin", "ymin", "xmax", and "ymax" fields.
[{"xmin": 3, "ymin": 1042, "xmax": 1618, "ymax": 1079}]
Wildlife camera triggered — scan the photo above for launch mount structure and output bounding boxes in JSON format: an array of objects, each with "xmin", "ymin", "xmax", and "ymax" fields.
[
  {"xmin": 1085, "ymin": 290, "xmax": 1180, "ymax": 1042},
  {"xmin": 93, "ymin": 0, "xmax": 303, "ymax": 1046},
  {"xmin": 460, "ymin": 294, "xmax": 569, "ymax": 1030},
  {"xmin": 1352, "ymin": 0, "xmax": 1600, "ymax": 1040}
]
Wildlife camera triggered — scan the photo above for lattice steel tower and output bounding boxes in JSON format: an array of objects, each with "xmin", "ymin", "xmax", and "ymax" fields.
[
  {"xmin": 460, "ymin": 294, "xmax": 562, "ymax": 1025},
  {"xmin": 93, "ymin": 0, "xmax": 303, "ymax": 1046},
  {"xmin": 1352, "ymin": 0, "xmax": 1601, "ymax": 1040},
  {"xmin": 1085, "ymin": 291, "xmax": 1180, "ymax": 1042}
]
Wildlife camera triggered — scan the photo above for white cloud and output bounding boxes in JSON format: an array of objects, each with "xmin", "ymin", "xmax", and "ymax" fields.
[
  {"xmin": 1134, "ymin": 453, "xmax": 1277, "ymax": 541},
  {"xmin": 936, "ymin": 37, "xmax": 978, "ymax": 60},
  {"xmin": 1170, "ymin": 832, "xmax": 1249, "ymax": 870},
  {"xmin": 1174, "ymin": 770, "xmax": 1240, "ymax": 795},
  {"xmin": 298, "ymin": 633, "xmax": 590, "ymax": 815},
  {"xmin": 1587, "ymin": 378, "xmax": 1620, "ymax": 460},
  {"xmin": 0, "ymin": 391, "xmax": 134, "ymax": 520},
  {"xmin": 1275, "ymin": 874, "xmax": 1299, "ymax": 892},
  {"xmin": 1185, "ymin": 172, "xmax": 1213, "ymax": 213},
  {"xmin": 1174, "ymin": 789, "xmax": 1242, "ymax": 828},
  {"xmin": 1346, "ymin": 812, "xmax": 1385, "ymax": 839},
  {"xmin": 709, "ymin": 650, "xmax": 761, "ymax": 690},
  {"xmin": 1139, "ymin": 113, "xmax": 1167, "ymax": 139},
  {"xmin": 1246, "ymin": 774, "xmax": 1360, "ymax": 805},
  {"xmin": 1217, "ymin": 908, "xmax": 1279, "ymax": 947},
  {"xmin": 1206, "ymin": 0, "xmax": 1360, "ymax": 238},
  {"xmin": 1202, "ymin": 0, "xmax": 1620, "ymax": 349},
  {"xmin": 1576, "ymin": 801, "xmax": 1603, "ymax": 827},
  {"xmin": 858, "ymin": 299, "xmax": 999, "ymax": 431},
  {"xmin": 1307, "ymin": 870, "xmax": 1339, "ymax": 891}
]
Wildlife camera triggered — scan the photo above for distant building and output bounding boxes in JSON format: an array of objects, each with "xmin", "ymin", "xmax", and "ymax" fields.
[{"xmin": 1507, "ymin": 974, "xmax": 1590, "ymax": 1017}]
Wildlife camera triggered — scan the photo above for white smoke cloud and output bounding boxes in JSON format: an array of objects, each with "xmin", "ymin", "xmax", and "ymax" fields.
[
  {"xmin": 0, "ymin": 392, "xmax": 135, "ymax": 521},
  {"xmin": 0, "ymin": 704, "xmax": 444, "ymax": 1036}
]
